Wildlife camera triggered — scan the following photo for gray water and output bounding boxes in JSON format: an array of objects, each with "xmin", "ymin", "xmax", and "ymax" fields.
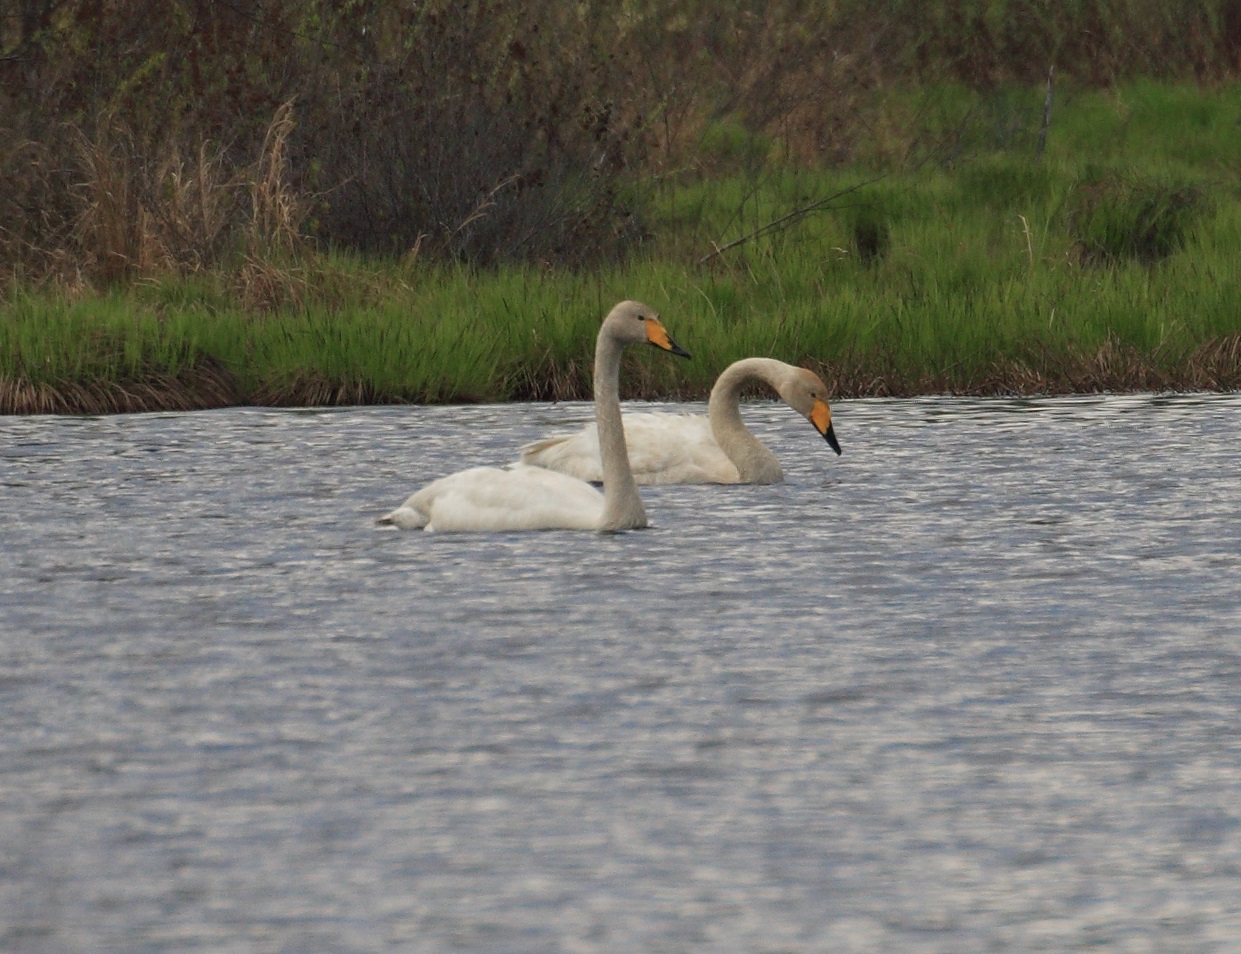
[{"xmin": 2, "ymin": 393, "xmax": 1240, "ymax": 953}]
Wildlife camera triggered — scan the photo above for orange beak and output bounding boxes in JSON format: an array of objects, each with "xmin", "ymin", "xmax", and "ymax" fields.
[
  {"xmin": 645, "ymin": 318, "xmax": 691, "ymax": 359},
  {"xmin": 810, "ymin": 399, "xmax": 842, "ymax": 455}
]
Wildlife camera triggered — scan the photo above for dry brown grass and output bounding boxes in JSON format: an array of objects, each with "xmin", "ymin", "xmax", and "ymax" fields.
[
  {"xmin": 6, "ymin": 1, "xmax": 1241, "ymax": 282},
  {"xmin": 0, "ymin": 358, "xmax": 240, "ymax": 414},
  {"xmin": 246, "ymin": 100, "xmax": 303, "ymax": 258},
  {"xmin": 502, "ymin": 352, "xmax": 592, "ymax": 403},
  {"xmin": 31, "ymin": 102, "xmax": 307, "ymax": 287},
  {"xmin": 233, "ymin": 256, "xmax": 309, "ymax": 314},
  {"xmin": 247, "ymin": 373, "xmax": 390, "ymax": 408},
  {"xmin": 71, "ymin": 121, "xmax": 176, "ymax": 283},
  {"xmin": 1186, "ymin": 334, "xmax": 1241, "ymax": 390},
  {"xmin": 804, "ymin": 334, "xmax": 1241, "ymax": 399},
  {"xmin": 4, "ymin": 335, "xmax": 1239, "ymax": 414}
]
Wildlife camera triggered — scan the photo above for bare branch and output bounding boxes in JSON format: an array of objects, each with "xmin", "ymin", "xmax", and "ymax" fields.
[
  {"xmin": 697, "ymin": 171, "xmax": 890, "ymax": 266},
  {"xmin": 1037, "ymin": 64, "xmax": 1055, "ymax": 160}
]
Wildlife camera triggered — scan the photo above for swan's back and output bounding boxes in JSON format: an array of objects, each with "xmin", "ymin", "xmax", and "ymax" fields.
[
  {"xmin": 521, "ymin": 412, "xmax": 739, "ymax": 485},
  {"xmin": 520, "ymin": 357, "xmax": 838, "ymax": 486},
  {"xmin": 379, "ymin": 464, "xmax": 605, "ymax": 532}
]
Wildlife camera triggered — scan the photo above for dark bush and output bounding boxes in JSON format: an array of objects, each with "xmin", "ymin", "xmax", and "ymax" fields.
[
  {"xmin": 0, "ymin": 0, "xmax": 660, "ymax": 276},
  {"xmin": 3, "ymin": 0, "xmax": 1241, "ymax": 280},
  {"xmin": 301, "ymin": 4, "xmax": 649, "ymax": 266}
]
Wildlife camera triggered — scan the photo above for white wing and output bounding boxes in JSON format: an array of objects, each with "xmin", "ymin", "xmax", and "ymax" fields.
[
  {"xmin": 521, "ymin": 412, "xmax": 739, "ymax": 485},
  {"xmin": 379, "ymin": 464, "xmax": 604, "ymax": 532}
]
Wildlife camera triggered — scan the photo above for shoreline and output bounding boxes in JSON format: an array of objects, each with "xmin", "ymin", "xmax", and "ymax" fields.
[{"xmin": 6, "ymin": 360, "xmax": 1238, "ymax": 415}]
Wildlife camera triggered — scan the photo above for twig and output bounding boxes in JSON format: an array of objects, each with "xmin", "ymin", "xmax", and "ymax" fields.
[
  {"xmin": 454, "ymin": 173, "xmax": 523, "ymax": 237},
  {"xmin": 1037, "ymin": 64, "xmax": 1055, "ymax": 160},
  {"xmin": 697, "ymin": 171, "xmax": 889, "ymax": 266}
]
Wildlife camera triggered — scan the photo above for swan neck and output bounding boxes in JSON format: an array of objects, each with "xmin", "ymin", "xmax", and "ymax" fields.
[
  {"xmin": 595, "ymin": 329, "xmax": 646, "ymax": 529},
  {"xmin": 707, "ymin": 358, "xmax": 785, "ymax": 483}
]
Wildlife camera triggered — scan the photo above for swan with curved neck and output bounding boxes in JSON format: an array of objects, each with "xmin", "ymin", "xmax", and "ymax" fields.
[
  {"xmin": 519, "ymin": 357, "xmax": 840, "ymax": 485},
  {"xmin": 378, "ymin": 301, "xmax": 690, "ymax": 531}
]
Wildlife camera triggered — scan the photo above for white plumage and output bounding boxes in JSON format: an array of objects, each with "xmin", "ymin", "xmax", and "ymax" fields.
[
  {"xmin": 519, "ymin": 412, "xmax": 725, "ymax": 484},
  {"xmin": 377, "ymin": 463, "xmax": 608, "ymax": 531},
  {"xmin": 520, "ymin": 357, "xmax": 841, "ymax": 485},
  {"xmin": 378, "ymin": 300, "xmax": 690, "ymax": 532}
]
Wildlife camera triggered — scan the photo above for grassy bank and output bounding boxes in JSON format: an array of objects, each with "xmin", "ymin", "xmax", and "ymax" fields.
[{"xmin": 5, "ymin": 81, "xmax": 1241, "ymax": 413}]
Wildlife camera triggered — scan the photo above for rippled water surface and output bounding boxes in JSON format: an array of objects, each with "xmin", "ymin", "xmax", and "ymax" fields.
[{"xmin": 3, "ymin": 393, "xmax": 1241, "ymax": 952}]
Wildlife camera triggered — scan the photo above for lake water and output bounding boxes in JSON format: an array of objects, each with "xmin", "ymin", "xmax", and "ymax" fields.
[{"xmin": 2, "ymin": 393, "xmax": 1240, "ymax": 953}]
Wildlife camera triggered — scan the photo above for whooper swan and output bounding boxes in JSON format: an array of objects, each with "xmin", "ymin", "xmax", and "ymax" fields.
[
  {"xmin": 519, "ymin": 357, "xmax": 841, "ymax": 485},
  {"xmin": 377, "ymin": 300, "xmax": 691, "ymax": 531}
]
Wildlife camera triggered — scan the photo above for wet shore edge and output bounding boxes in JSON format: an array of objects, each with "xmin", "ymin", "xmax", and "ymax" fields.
[{"xmin": 5, "ymin": 342, "xmax": 1241, "ymax": 415}]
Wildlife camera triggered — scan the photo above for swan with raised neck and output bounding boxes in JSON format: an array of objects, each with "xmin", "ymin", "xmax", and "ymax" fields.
[{"xmin": 378, "ymin": 300, "xmax": 690, "ymax": 531}]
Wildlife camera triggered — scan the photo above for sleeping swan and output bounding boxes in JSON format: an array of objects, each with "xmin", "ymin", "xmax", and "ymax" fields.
[
  {"xmin": 377, "ymin": 301, "xmax": 690, "ymax": 531},
  {"xmin": 519, "ymin": 357, "xmax": 841, "ymax": 485}
]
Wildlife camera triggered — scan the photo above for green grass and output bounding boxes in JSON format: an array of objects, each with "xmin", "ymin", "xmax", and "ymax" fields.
[{"xmin": 6, "ymin": 80, "xmax": 1241, "ymax": 412}]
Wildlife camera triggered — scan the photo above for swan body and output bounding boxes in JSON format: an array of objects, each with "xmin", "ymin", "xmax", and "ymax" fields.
[
  {"xmin": 377, "ymin": 463, "xmax": 608, "ymax": 531},
  {"xmin": 520, "ymin": 357, "xmax": 841, "ymax": 485},
  {"xmin": 378, "ymin": 300, "xmax": 690, "ymax": 532}
]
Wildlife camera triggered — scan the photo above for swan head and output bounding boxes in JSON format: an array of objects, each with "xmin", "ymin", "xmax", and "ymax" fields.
[
  {"xmin": 780, "ymin": 368, "xmax": 842, "ymax": 455},
  {"xmin": 603, "ymin": 300, "xmax": 692, "ymax": 359}
]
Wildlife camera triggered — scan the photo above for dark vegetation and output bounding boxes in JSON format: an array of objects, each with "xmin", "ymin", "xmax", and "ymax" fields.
[
  {"xmin": 5, "ymin": 0, "xmax": 1241, "ymax": 280},
  {"xmin": 4, "ymin": 1, "xmax": 1241, "ymax": 412}
]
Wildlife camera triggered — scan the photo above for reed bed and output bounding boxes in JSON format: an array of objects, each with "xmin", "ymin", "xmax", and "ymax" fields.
[{"xmin": 5, "ymin": 81, "xmax": 1241, "ymax": 413}]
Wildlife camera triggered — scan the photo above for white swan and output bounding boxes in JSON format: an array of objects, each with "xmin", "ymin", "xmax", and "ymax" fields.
[
  {"xmin": 377, "ymin": 300, "xmax": 690, "ymax": 531},
  {"xmin": 518, "ymin": 357, "xmax": 841, "ymax": 485}
]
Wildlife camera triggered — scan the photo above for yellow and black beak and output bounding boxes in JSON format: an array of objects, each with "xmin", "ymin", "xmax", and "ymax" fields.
[
  {"xmin": 645, "ymin": 318, "xmax": 692, "ymax": 359},
  {"xmin": 810, "ymin": 399, "xmax": 842, "ymax": 455}
]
